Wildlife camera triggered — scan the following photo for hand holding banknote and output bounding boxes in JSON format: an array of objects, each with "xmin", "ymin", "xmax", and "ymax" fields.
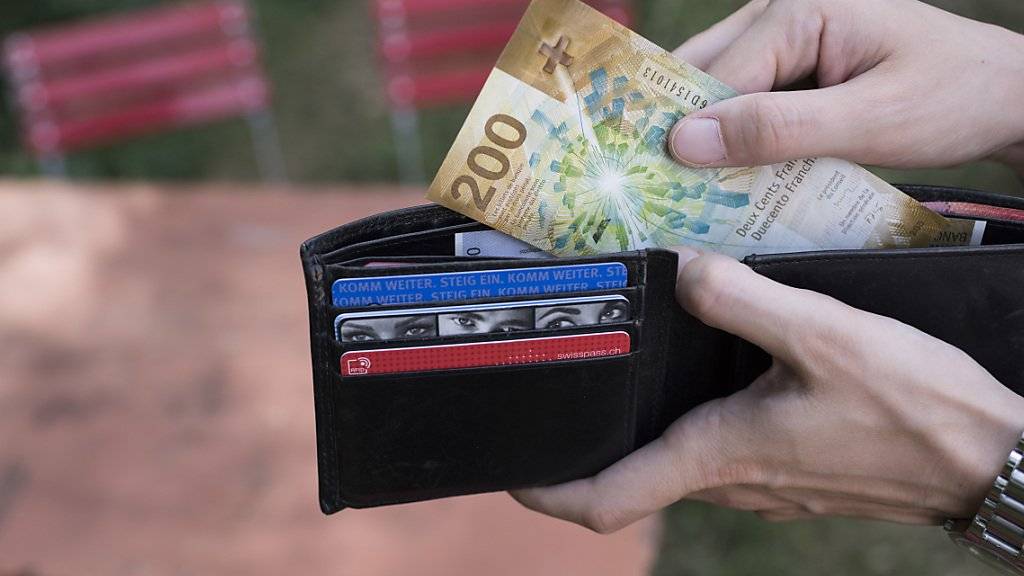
[
  {"xmin": 668, "ymin": 0, "xmax": 1024, "ymax": 173},
  {"xmin": 512, "ymin": 249, "xmax": 1024, "ymax": 532},
  {"xmin": 511, "ymin": 0, "xmax": 1024, "ymax": 532},
  {"xmin": 428, "ymin": 0, "xmax": 986, "ymax": 260}
]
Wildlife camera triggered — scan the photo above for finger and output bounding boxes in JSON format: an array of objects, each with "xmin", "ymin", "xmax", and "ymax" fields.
[
  {"xmin": 669, "ymin": 78, "xmax": 887, "ymax": 168},
  {"xmin": 511, "ymin": 398, "xmax": 738, "ymax": 533},
  {"xmin": 703, "ymin": 0, "xmax": 829, "ymax": 95},
  {"xmin": 673, "ymin": 248, "xmax": 852, "ymax": 365},
  {"xmin": 668, "ymin": 0, "xmax": 899, "ymax": 167},
  {"xmin": 672, "ymin": 0, "xmax": 769, "ymax": 71}
]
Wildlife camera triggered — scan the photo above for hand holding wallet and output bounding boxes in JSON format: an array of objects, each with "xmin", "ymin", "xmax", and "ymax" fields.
[
  {"xmin": 512, "ymin": 242, "xmax": 1024, "ymax": 532},
  {"xmin": 302, "ymin": 184, "xmax": 1024, "ymax": 513}
]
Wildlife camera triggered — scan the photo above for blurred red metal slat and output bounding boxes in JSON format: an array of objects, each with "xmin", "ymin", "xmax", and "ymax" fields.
[
  {"xmin": 378, "ymin": 0, "xmax": 635, "ymax": 105},
  {"xmin": 26, "ymin": 74, "xmax": 269, "ymax": 154},
  {"xmin": 3, "ymin": 0, "xmax": 250, "ymax": 72},
  {"xmin": 381, "ymin": 20, "xmax": 518, "ymax": 63},
  {"xmin": 376, "ymin": 0, "xmax": 630, "ymax": 21},
  {"xmin": 376, "ymin": 0, "xmax": 529, "ymax": 21},
  {"xmin": 380, "ymin": 3, "xmax": 632, "ymax": 63},
  {"xmin": 389, "ymin": 66, "xmax": 493, "ymax": 107},
  {"xmin": 20, "ymin": 39, "xmax": 260, "ymax": 113}
]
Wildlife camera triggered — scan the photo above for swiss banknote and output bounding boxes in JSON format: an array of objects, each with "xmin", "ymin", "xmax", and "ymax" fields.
[{"xmin": 426, "ymin": 0, "xmax": 982, "ymax": 258}]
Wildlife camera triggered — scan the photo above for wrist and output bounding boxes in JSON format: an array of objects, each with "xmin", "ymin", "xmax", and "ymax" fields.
[
  {"xmin": 1010, "ymin": 30, "xmax": 1024, "ymax": 146},
  {"xmin": 945, "ymin": 430, "xmax": 1024, "ymax": 574},
  {"xmin": 973, "ymin": 25, "xmax": 1024, "ymax": 173},
  {"xmin": 960, "ymin": 392, "xmax": 1024, "ymax": 516}
]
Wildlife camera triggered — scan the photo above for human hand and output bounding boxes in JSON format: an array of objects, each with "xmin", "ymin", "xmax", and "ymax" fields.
[
  {"xmin": 511, "ymin": 248, "xmax": 1024, "ymax": 533},
  {"xmin": 666, "ymin": 0, "xmax": 1024, "ymax": 177}
]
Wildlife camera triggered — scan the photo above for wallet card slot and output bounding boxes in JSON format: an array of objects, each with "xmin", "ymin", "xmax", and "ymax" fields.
[
  {"xmin": 302, "ymin": 204, "xmax": 475, "ymax": 258},
  {"xmin": 331, "ymin": 320, "xmax": 639, "ymax": 356},
  {"xmin": 327, "ymin": 285, "xmax": 641, "ymax": 318},
  {"xmin": 333, "ymin": 255, "xmax": 514, "ymax": 267},
  {"xmin": 317, "ymin": 222, "xmax": 488, "ymax": 265},
  {"xmin": 979, "ymin": 220, "xmax": 1024, "ymax": 246},
  {"xmin": 322, "ymin": 257, "xmax": 645, "ymax": 315},
  {"xmin": 323, "ymin": 253, "xmax": 644, "ymax": 282},
  {"xmin": 328, "ymin": 351, "xmax": 640, "ymax": 508},
  {"xmin": 330, "ymin": 346, "xmax": 640, "ymax": 380}
]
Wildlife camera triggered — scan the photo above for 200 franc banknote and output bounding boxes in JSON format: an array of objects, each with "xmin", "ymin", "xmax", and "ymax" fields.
[{"xmin": 426, "ymin": 0, "xmax": 982, "ymax": 258}]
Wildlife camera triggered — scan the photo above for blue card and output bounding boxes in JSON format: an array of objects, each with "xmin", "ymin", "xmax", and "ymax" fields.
[{"xmin": 332, "ymin": 262, "xmax": 628, "ymax": 308}]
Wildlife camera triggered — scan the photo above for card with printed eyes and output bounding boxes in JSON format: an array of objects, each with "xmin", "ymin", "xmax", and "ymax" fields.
[{"xmin": 334, "ymin": 295, "xmax": 630, "ymax": 343}]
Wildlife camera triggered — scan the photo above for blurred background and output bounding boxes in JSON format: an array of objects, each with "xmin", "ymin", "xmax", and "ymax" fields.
[
  {"xmin": 0, "ymin": 1, "xmax": 1021, "ymax": 575},
  {"xmin": 0, "ymin": 0, "xmax": 1022, "ymax": 190}
]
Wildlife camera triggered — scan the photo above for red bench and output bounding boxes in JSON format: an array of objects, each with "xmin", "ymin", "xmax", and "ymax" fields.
[
  {"xmin": 374, "ymin": 0, "xmax": 635, "ymax": 182},
  {"xmin": 2, "ymin": 0, "xmax": 285, "ymax": 179}
]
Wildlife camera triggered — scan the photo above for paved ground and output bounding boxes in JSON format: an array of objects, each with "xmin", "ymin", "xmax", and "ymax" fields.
[{"xmin": 0, "ymin": 181, "xmax": 656, "ymax": 575}]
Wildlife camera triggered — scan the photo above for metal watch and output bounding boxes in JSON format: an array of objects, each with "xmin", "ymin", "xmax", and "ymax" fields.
[{"xmin": 946, "ymin": 432, "xmax": 1024, "ymax": 574}]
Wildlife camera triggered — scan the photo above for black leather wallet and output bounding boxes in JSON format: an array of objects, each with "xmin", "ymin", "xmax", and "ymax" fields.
[{"xmin": 301, "ymin": 185, "xmax": 1024, "ymax": 513}]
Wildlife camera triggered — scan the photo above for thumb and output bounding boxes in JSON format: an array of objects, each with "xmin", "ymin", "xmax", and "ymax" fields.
[
  {"xmin": 668, "ymin": 85, "xmax": 874, "ymax": 168},
  {"xmin": 673, "ymin": 247, "xmax": 852, "ymax": 366},
  {"xmin": 510, "ymin": 395, "xmax": 744, "ymax": 533},
  {"xmin": 510, "ymin": 250, "xmax": 851, "ymax": 533}
]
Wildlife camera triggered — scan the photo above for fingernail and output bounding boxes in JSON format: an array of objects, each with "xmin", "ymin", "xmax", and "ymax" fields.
[
  {"xmin": 673, "ymin": 246, "xmax": 701, "ymax": 273},
  {"xmin": 669, "ymin": 118, "xmax": 726, "ymax": 166}
]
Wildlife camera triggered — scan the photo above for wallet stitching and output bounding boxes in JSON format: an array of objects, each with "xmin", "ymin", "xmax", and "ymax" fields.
[
  {"xmin": 750, "ymin": 249, "xmax": 1024, "ymax": 271},
  {"xmin": 311, "ymin": 252, "xmax": 343, "ymax": 509},
  {"xmin": 635, "ymin": 249, "xmax": 676, "ymax": 447},
  {"xmin": 631, "ymin": 255, "xmax": 647, "ymax": 455},
  {"xmin": 638, "ymin": 252, "xmax": 658, "ymax": 447},
  {"xmin": 625, "ymin": 346, "xmax": 638, "ymax": 458},
  {"xmin": 898, "ymin": 185, "xmax": 1024, "ymax": 208}
]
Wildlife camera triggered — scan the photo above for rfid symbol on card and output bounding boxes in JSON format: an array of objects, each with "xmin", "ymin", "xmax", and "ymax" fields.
[{"xmin": 346, "ymin": 357, "xmax": 372, "ymax": 375}]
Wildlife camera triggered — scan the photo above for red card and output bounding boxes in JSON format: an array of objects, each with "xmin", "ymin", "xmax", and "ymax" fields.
[
  {"xmin": 340, "ymin": 331, "xmax": 631, "ymax": 377},
  {"xmin": 923, "ymin": 201, "xmax": 1024, "ymax": 223}
]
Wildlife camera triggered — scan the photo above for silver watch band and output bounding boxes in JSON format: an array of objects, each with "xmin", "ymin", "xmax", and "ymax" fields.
[{"xmin": 952, "ymin": 433, "xmax": 1024, "ymax": 562}]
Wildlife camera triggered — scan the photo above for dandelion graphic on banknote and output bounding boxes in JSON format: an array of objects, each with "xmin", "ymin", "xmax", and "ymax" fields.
[{"xmin": 527, "ymin": 61, "xmax": 757, "ymax": 253}]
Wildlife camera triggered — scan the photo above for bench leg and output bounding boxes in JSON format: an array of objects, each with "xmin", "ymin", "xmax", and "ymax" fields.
[
  {"xmin": 37, "ymin": 154, "xmax": 68, "ymax": 179},
  {"xmin": 391, "ymin": 107, "xmax": 426, "ymax": 185},
  {"xmin": 246, "ymin": 111, "xmax": 288, "ymax": 183}
]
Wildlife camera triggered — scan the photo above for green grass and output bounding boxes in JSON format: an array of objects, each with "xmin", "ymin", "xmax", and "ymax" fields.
[
  {"xmin": 0, "ymin": 0, "xmax": 1020, "ymax": 196},
  {"xmin": 651, "ymin": 501, "xmax": 991, "ymax": 576}
]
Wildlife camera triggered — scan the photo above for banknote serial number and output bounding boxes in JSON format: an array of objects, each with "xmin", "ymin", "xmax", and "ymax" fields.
[
  {"xmin": 641, "ymin": 66, "xmax": 709, "ymax": 109},
  {"xmin": 450, "ymin": 114, "xmax": 527, "ymax": 212}
]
